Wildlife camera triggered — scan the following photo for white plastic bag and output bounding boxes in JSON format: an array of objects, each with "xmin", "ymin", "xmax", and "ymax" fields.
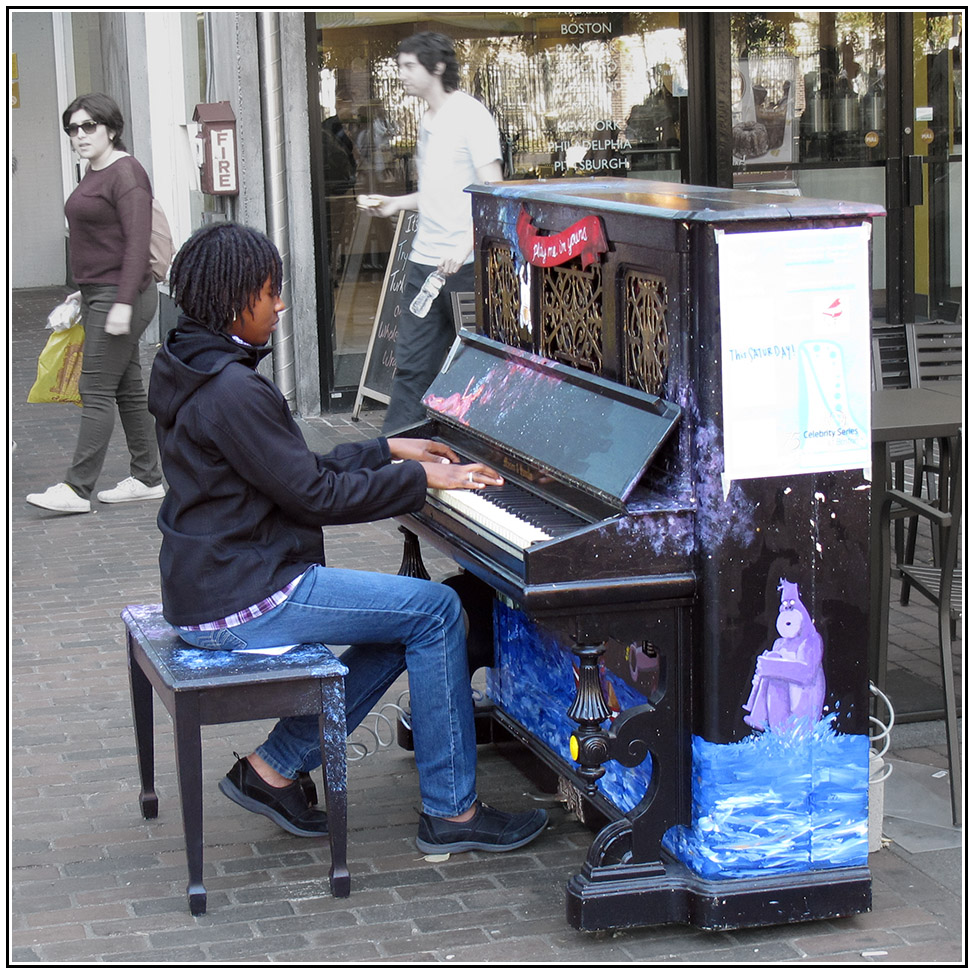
[{"xmin": 46, "ymin": 295, "xmax": 82, "ymax": 332}]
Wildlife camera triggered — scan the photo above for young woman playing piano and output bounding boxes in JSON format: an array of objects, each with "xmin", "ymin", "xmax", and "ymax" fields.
[{"xmin": 147, "ymin": 222, "xmax": 547, "ymax": 853}]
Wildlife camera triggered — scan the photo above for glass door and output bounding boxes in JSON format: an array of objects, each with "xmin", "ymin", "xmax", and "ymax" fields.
[{"xmin": 910, "ymin": 11, "xmax": 963, "ymax": 321}]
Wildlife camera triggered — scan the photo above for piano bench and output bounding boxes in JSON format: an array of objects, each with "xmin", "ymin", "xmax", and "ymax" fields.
[{"xmin": 122, "ymin": 604, "xmax": 350, "ymax": 916}]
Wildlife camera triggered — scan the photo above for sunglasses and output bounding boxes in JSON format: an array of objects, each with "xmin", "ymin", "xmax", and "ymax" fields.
[{"xmin": 64, "ymin": 120, "xmax": 101, "ymax": 137}]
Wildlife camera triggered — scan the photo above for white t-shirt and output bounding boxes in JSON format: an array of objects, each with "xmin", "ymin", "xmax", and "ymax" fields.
[{"xmin": 410, "ymin": 90, "xmax": 501, "ymax": 267}]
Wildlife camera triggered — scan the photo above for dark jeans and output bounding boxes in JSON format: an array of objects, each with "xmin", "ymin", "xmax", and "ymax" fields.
[
  {"xmin": 382, "ymin": 261, "xmax": 474, "ymax": 434},
  {"xmin": 66, "ymin": 283, "xmax": 162, "ymax": 499}
]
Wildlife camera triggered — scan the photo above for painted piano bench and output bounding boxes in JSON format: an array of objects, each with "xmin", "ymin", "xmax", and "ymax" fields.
[{"xmin": 122, "ymin": 604, "xmax": 350, "ymax": 915}]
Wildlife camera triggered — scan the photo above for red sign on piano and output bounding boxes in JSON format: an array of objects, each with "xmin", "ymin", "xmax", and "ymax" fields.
[{"xmin": 516, "ymin": 208, "xmax": 608, "ymax": 269}]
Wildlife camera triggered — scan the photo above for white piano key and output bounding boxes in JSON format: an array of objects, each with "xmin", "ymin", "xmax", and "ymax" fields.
[{"xmin": 428, "ymin": 488, "xmax": 552, "ymax": 549}]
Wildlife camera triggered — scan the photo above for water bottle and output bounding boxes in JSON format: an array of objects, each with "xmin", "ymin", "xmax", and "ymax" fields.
[{"xmin": 409, "ymin": 271, "xmax": 446, "ymax": 318}]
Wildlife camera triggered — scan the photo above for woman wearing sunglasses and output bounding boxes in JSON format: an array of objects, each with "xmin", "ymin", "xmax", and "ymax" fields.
[{"xmin": 27, "ymin": 93, "xmax": 164, "ymax": 514}]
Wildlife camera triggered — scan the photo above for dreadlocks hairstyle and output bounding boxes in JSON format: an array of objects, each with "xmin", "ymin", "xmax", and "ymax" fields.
[
  {"xmin": 168, "ymin": 223, "xmax": 283, "ymax": 333},
  {"xmin": 397, "ymin": 31, "xmax": 460, "ymax": 93},
  {"xmin": 63, "ymin": 92, "xmax": 127, "ymax": 151}
]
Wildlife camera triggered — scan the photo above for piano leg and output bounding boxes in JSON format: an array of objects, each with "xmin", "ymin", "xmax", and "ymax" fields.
[
  {"xmin": 393, "ymin": 529, "xmax": 495, "ymax": 748},
  {"xmin": 396, "ymin": 527, "xmax": 430, "ymax": 581},
  {"xmin": 564, "ymin": 640, "xmax": 686, "ymax": 931},
  {"xmin": 565, "ymin": 644, "xmax": 612, "ymax": 793}
]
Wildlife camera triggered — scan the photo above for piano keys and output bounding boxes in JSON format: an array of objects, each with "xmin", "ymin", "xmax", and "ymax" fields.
[
  {"xmin": 427, "ymin": 484, "xmax": 566, "ymax": 549},
  {"xmin": 394, "ymin": 177, "xmax": 881, "ymax": 933}
]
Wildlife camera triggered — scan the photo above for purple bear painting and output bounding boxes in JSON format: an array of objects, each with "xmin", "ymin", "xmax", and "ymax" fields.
[{"xmin": 743, "ymin": 579, "xmax": 826, "ymax": 732}]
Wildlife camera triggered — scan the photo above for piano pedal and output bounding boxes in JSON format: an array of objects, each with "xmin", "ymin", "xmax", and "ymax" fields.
[
  {"xmin": 396, "ymin": 701, "xmax": 496, "ymax": 751},
  {"xmin": 395, "ymin": 711, "xmax": 413, "ymax": 750}
]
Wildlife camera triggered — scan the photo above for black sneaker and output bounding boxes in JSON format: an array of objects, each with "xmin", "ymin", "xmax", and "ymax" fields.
[
  {"xmin": 416, "ymin": 802, "xmax": 548, "ymax": 853},
  {"xmin": 219, "ymin": 755, "xmax": 329, "ymax": 838}
]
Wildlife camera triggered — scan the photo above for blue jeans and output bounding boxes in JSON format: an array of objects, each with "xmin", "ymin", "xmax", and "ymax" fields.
[{"xmin": 177, "ymin": 565, "xmax": 477, "ymax": 818}]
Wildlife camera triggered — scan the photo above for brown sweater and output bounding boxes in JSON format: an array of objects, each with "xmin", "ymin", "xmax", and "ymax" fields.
[{"xmin": 64, "ymin": 155, "xmax": 153, "ymax": 306}]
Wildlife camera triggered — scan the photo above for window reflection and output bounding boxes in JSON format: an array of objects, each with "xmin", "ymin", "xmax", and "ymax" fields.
[
  {"xmin": 730, "ymin": 11, "xmax": 888, "ymax": 167},
  {"xmin": 315, "ymin": 11, "xmax": 688, "ymax": 390}
]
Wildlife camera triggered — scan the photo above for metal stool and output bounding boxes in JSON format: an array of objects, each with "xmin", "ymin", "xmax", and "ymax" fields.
[{"xmin": 123, "ymin": 604, "xmax": 350, "ymax": 915}]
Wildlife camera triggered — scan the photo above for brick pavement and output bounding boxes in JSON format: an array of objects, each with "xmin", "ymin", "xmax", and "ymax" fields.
[{"xmin": 9, "ymin": 287, "xmax": 964, "ymax": 964}]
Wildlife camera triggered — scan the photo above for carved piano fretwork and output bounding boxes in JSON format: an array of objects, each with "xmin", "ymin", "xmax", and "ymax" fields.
[
  {"xmin": 539, "ymin": 260, "xmax": 604, "ymax": 375},
  {"xmin": 484, "ymin": 243, "xmax": 671, "ymax": 399},
  {"xmin": 623, "ymin": 268, "xmax": 669, "ymax": 395},
  {"xmin": 484, "ymin": 244, "xmax": 527, "ymax": 347}
]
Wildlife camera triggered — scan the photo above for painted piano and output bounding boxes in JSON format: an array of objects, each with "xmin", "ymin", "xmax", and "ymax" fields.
[{"xmin": 395, "ymin": 177, "xmax": 885, "ymax": 931}]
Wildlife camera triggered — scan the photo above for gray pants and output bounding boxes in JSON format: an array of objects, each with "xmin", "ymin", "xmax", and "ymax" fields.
[{"xmin": 65, "ymin": 283, "xmax": 162, "ymax": 500}]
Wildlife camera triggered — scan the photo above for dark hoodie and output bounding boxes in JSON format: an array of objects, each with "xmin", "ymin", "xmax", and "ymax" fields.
[{"xmin": 148, "ymin": 317, "xmax": 428, "ymax": 626}]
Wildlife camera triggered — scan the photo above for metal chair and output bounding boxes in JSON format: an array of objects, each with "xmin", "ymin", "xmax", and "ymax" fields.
[
  {"xmin": 872, "ymin": 328, "xmax": 919, "ymax": 566},
  {"xmin": 906, "ymin": 319, "xmax": 964, "ymax": 384},
  {"xmin": 451, "ymin": 290, "xmax": 477, "ymax": 334},
  {"xmin": 872, "ymin": 324, "xmax": 913, "ymax": 390},
  {"xmin": 882, "ymin": 437, "xmax": 963, "ymax": 827},
  {"xmin": 900, "ymin": 320, "xmax": 964, "ymax": 602}
]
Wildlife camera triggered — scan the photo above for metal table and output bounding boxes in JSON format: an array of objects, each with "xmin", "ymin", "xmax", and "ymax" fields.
[
  {"xmin": 869, "ymin": 385, "xmax": 963, "ymax": 691},
  {"xmin": 920, "ymin": 380, "xmax": 962, "ymax": 398}
]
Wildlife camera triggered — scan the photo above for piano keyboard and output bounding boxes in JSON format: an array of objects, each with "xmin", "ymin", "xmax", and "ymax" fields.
[{"xmin": 428, "ymin": 482, "xmax": 587, "ymax": 551}]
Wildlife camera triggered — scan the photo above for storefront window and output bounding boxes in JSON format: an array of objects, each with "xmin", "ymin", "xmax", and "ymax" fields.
[
  {"xmin": 729, "ymin": 11, "xmax": 888, "ymax": 170},
  {"xmin": 313, "ymin": 10, "xmax": 688, "ymax": 394}
]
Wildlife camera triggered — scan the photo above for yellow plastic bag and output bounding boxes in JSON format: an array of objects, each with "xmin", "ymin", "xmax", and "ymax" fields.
[{"xmin": 27, "ymin": 323, "xmax": 84, "ymax": 406}]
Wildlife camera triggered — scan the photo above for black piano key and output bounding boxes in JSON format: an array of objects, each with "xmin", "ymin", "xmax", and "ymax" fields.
[
  {"xmin": 451, "ymin": 453, "xmax": 588, "ymax": 536},
  {"xmin": 480, "ymin": 483, "xmax": 586, "ymax": 535}
]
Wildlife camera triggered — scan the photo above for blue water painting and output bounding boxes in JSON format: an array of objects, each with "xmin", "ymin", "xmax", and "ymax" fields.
[
  {"xmin": 663, "ymin": 720, "xmax": 869, "ymax": 879},
  {"xmin": 489, "ymin": 601, "xmax": 654, "ymax": 813},
  {"xmin": 489, "ymin": 601, "xmax": 868, "ymax": 880}
]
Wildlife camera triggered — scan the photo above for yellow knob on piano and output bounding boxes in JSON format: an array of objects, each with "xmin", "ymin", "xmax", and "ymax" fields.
[{"xmin": 569, "ymin": 734, "xmax": 579, "ymax": 761}]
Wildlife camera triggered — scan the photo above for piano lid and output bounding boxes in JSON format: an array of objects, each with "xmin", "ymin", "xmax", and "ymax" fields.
[
  {"xmin": 422, "ymin": 333, "xmax": 680, "ymax": 508},
  {"xmin": 467, "ymin": 176, "xmax": 887, "ymax": 223}
]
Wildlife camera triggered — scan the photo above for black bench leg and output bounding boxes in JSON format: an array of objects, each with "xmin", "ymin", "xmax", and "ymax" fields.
[
  {"xmin": 173, "ymin": 694, "xmax": 207, "ymax": 916},
  {"xmin": 320, "ymin": 682, "xmax": 349, "ymax": 897},
  {"xmin": 127, "ymin": 635, "xmax": 158, "ymax": 819}
]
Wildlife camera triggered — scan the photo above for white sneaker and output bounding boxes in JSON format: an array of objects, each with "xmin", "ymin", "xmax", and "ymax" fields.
[
  {"xmin": 26, "ymin": 482, "xmax": 91, "ymax": 513},
  {"xmin": 97, "ymin": 477, "xmax": 166, "ymax": 504}
]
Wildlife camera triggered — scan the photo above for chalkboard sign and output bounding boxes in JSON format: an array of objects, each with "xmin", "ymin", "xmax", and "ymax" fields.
[{"xmin": 352, "ymin": 209, "xmax": 418, "ymax": 418}]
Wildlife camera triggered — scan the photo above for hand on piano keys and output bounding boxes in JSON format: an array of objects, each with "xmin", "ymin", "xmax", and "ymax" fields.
[
  {"xmin": 388, "ymin": 437, "xmax": 459, "ymax": 465},
  {"xmin": 387, "ymin": 437, "xmax": 504, "ymax": 491},
  {"xmin": 423, "ymin": 461, "xmax": 504, "ymax": 491}
]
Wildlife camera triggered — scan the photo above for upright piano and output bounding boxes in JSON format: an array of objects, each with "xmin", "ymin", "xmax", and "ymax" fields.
[{"xmin": 395, "ymin": 178, "xmax": 884, "ymax": 932}]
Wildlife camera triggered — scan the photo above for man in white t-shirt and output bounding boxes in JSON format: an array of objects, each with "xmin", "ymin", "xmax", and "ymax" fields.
[{"xmin": 368, "ymin": 32, "xmax": 502, "ymax": 432}]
